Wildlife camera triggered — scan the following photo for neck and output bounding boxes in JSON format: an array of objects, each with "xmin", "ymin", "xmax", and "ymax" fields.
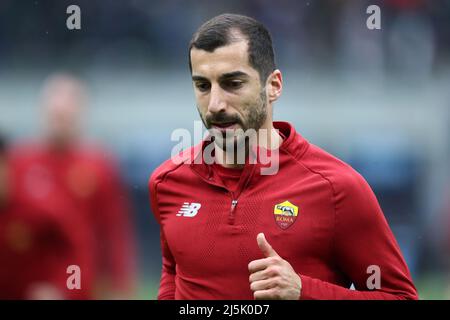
[
  {"xmin": 214, "ymin": 121, "xmax": 282, "ymax": 169},
  {"xmin": 46, "ymin": 137, "xmax": 74, "ymax": 153}
]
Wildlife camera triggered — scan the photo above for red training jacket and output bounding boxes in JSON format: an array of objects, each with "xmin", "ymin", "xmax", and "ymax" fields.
[{"xmin": 149, "ymin": 121, "xmax": 418, "ymax": 300}]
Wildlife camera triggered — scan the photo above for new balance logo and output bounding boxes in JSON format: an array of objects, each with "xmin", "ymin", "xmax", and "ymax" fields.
[{"xmin": 177, "ymin": 202, "xmax": 201, "ymax": 217}]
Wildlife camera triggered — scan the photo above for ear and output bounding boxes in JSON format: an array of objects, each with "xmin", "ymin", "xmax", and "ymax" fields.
[{"xmin": 266, "ymin": 69, "xmax": 282, "ymax": 103}]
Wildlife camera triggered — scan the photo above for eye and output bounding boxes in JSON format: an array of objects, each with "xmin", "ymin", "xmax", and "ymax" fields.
[
  {"xmin": 223, "ymin": 80, "xmax": 243, "ymax": 90},
  {"xmin": 195, "ymin": 82, "xmax": 211, "ymax": 92}
]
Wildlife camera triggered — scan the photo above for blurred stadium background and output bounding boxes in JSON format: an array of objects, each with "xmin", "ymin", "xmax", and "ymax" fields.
[{"xmin": 1, "ymin": 0, "xmax": 450, "ymax": 299}]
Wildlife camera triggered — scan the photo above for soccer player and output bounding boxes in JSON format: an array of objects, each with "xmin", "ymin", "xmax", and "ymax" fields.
[
  {"xmin": 10, "ymin": 74, "xmax": 137, "ymax": 299},
  {"xmin": 149, "ymin": 14, "xmax": 418, "ymax": 300},
  {"xmin": 0, "ymin": 133, "xmax": 94, "ymax": 299}
]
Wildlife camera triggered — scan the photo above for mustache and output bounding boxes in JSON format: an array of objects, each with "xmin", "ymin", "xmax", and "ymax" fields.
[{"xmin": 205, "ymin": 113, "xmax": 242, "ymax": 127}]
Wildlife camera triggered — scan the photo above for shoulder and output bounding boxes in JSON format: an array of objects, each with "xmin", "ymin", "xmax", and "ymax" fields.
[
  {"xmin": 148, "ymin": 145, "xmax": 197, "ymax": 193},
  {"xmin": 8, "ymin": 141, "xmax": 44, "ymax": 159},
  {"xmin": 298, "ymin": 143, "xmax": 372, "ymax": 199},
  {"xmin": 294, "ymin": 144, "xmax": 381, "ymax": 227},
  {"xmin": 69, "ymin": 144, "xmax": 125, "ymax": 180},
  {"xmin": 149, "ymin": 158, "xmax": 183, "ymax": 191},
  {"xmin": 148, "ymin": 146, "xmax": 197, "ymax": 221},
  {"xmin": 75, "ymin": 143, "xmax": 116, "ymax": 163}
]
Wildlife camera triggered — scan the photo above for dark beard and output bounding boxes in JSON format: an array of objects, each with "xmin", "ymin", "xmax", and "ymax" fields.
[
  {"xmin": 197, "ymin": 88, "xmax": 268, "ymax": 153},
  {"xmin": 246, "ymin": 88, "xmax": 267, "ymax": 132},
  {"xmin": 198, "ymin": 88, "xmax": 267, "ymax": 132}
]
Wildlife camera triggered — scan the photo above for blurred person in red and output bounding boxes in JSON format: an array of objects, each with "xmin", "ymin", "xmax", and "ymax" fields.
[
  {"xmin": 0, "ymin": 133, "xmax": 95, "ymax": 299},
  {"xmin": 9, "ymin": 73, "xmax": 137, "ymax": 299}
]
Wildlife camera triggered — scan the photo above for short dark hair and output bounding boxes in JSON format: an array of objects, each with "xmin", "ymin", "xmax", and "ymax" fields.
[{"xmin": 189, "ymin": 13, "xmax": 276, "ymax": 84}]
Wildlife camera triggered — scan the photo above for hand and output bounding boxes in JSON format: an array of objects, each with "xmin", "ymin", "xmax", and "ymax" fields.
[{"xmin": 248, "ymin": 233, "xmax": 302, "ymax": 300}]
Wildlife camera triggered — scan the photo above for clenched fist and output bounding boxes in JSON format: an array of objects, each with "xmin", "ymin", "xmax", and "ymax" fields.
[{"xmin": 248, "ymin": 233, "xmax": 302, "ymax": 300}]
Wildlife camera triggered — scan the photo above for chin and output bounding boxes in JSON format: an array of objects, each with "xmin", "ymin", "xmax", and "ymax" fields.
[{"xmin": 215, "ymin": 135, "xmax": 248, "ymax": 151}]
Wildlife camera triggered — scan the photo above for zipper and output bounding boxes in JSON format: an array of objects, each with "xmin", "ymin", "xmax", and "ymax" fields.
[
  {"xmin": 190, "ymin": 164, "xmax": 249, "ymax": 226},
  {"xmin": 229, "ymin": 196, "xmax": 238, "ymax": 225},
  {"xmin": 227, "ymin": 166, "xmax": 254, "ymax": 225}
]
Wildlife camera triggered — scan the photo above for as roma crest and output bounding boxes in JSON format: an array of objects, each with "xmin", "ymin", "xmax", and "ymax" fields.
[{"xmin": 273, "ymin": 200, "xmax": 299, "ymax": 230}]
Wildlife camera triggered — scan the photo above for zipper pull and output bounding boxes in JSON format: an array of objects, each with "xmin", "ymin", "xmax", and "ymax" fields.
[
  {"xmin": 231, "ymin": 200, "xmax": 238, "ymax": 212},
  {"xmin": 229, "ymin": 199, "xmax": 238, "ymax": 225}
]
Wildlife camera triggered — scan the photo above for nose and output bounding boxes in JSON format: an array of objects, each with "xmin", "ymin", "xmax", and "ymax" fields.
[{"xmin": 207, "ymin": 84, "xmax": 227, "ymax": 114}]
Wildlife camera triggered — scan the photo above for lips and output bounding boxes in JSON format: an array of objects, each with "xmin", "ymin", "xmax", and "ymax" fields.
[
  {"xmin": 211, "ymin": 121, "xmax": 238, "ymax": 133},
  {"xmin": 211, "ymin": 122, "xmax": 237, "ymax": 129}
]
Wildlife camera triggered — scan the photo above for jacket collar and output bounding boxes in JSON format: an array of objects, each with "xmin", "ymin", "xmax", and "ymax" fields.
[
  {"xmin": 274, "ymin": 121, "xmax": 309, "ymax": 160},
  {"xmin": 189, "ymin": 121, "xmax": 309, "ymax": 184}
]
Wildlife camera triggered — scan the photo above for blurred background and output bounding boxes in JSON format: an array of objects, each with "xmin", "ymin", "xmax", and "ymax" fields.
[{"xmin": 0, "ymin": 0, "xmax": 449, "ymax": 299}]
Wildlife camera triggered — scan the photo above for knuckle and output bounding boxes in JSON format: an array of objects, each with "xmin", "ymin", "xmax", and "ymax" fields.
[
  {"xmin": 271, "ymin": 265, "xmax": 281, "ymax": 275},
  {"xmin": 268, "ymin": 267, "xmax": 278, "ymax": 276},
  {"xmin": 270, "ymin": 256, "xmax": 279, "ymax": 264},
  {"xmin": 273, "ymin": 276, "xmax": 282, "ymax": 286}
]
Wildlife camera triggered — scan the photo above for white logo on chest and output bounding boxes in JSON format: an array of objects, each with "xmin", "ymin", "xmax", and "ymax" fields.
[{"xmin": 177, "ymin": 202, "xmax": 201, "ymax": 217}]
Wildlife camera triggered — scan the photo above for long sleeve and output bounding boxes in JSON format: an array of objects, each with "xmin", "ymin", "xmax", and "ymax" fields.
[
  {"xmin": 149, "ymin": 169, "xmax": 177, "ymax": 300},
  {"xmin": 157, "ymin": 230, "xmax": 177, "ymax": 299},
  {"xmin": 300, "ymin": 171, "xmax": 418, "ymax": 300}
]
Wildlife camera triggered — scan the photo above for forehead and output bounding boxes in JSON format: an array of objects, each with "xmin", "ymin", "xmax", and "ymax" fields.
[{"xmin": 190, "ymin": 40, "xmax": 258, "ymax": 79}]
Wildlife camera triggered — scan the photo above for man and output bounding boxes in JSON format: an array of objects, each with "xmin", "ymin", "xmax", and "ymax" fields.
[
  {"xmin": 149, "ymin": 14, "xmax": 418, "ymax": 300},
  {"xmin": 10, "ymin": 73, "xmax": 137, "ymax": 299},
  {"xmin": 0, "ymin": 133, "xmax": 94, "ymax": 299}
]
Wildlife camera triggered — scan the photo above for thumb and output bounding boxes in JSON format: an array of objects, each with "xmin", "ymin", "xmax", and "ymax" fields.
[{"xmin": 257, "ymin": 233, "xmax": 279, "ymax": 258}]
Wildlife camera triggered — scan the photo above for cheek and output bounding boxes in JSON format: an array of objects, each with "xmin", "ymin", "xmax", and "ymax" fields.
[
  {"xmin": 239, "ymin": 92, "xmax": 263, "ymax": 113},
  {"xmin": 195, "ymin": 93, "xmax": 208, "ymax": 110},
  {"xmin": 196, "ymin": 101, "xmax": 208, "ymax": 117}
]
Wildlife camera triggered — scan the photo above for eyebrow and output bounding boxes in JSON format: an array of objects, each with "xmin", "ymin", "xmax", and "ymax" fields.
[{"xmin": 192, "ymin": 71, "xmax": 250, "ymax": 82}]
